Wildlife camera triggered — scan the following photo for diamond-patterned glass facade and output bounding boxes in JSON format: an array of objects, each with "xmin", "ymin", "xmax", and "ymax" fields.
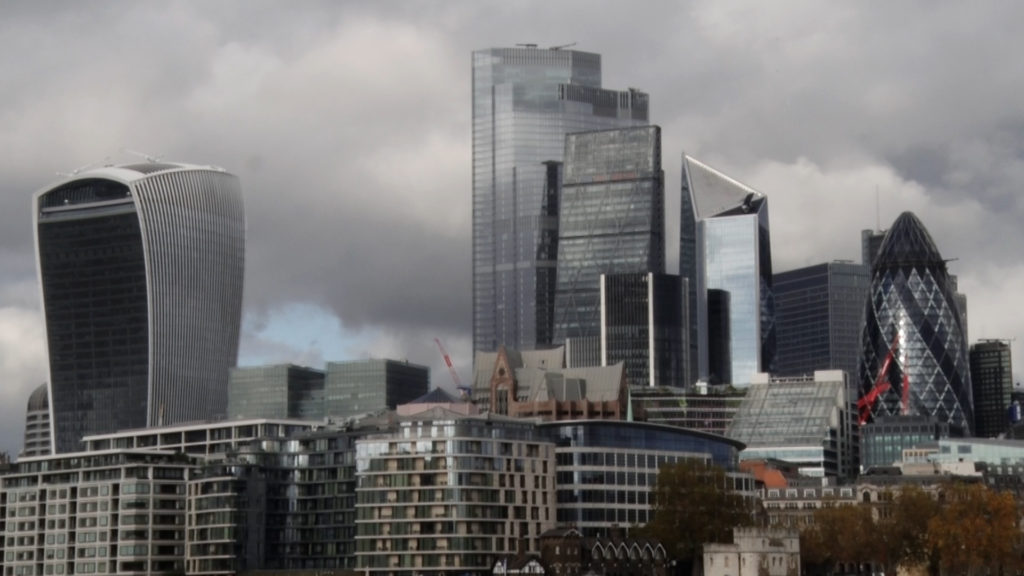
[{"xmin": 859, "ymin": 212, "xmax": 973, "ymax": 433}]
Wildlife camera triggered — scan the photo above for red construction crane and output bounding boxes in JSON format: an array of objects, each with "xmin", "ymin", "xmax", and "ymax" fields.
[
  {"xmin": 858, "ymin": 333, "xmax": 908, "ymax": 425},
  {"xmin": 433, "ymin": 338, "xmax": 463, "ymax": 389}
]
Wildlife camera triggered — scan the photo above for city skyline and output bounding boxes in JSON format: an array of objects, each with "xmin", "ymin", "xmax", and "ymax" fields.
[{"xmin": 2, "ymin": 3, "xmax": 1024, "ymax": 454}]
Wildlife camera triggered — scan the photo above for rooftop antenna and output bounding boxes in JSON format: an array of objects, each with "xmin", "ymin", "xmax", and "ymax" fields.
[
  {"xmin": 549, "ymin": 42, "xmax": 577, "ymax": 50},
  {"xmin": 122, "ymin": 148, "xmax": 162, "ymax": 163},
  {"xmin": 56, "ymin": 156, "xmax": 111, "ymax": 177}
]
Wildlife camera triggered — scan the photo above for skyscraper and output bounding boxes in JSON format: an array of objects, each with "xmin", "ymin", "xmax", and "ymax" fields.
[
  {"xmin": 553, "ymin": 125, "xmax": 665, "ymax": 343},
  {"xmin": 970, "ymin": 340, "xmax": 1013, "ymax": 438},
  {"xmin": 682, "ymin": 155, "xmax": 775, "ymax": 386},
  {"xmin": 773, "ymin": 261, "xmax": 871, "ymax": 386},
  {"xmin": 600, "ymin": 272, "xmax": 685, "ymax": 388},
  {"xmin": 34, "ymin": 162, "xmax": 245, "ymax": 452},
  {"xmin": 472, "ymin": 46, "xmax": 649, "ymax": 353},
  {"xmin": 858, "ymin": 212, "xmax": 973, "ymax": 433}
]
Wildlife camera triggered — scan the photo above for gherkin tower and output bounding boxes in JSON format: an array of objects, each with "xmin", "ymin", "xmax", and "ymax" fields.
[{"xmin": 859, "ymin": 212, "xmax": 973, "ymax": 433}]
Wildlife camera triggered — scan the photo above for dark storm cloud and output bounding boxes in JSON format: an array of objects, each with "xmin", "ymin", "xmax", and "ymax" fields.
[{"xmin": 3, "ymin": 1, "xmax": 1024, "ymax": 453}]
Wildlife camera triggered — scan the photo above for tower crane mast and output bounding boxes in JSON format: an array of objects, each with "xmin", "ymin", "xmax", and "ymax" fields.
[{"xmin": 433, "ymin": 338, "xmax": 463, "ymax": 389}]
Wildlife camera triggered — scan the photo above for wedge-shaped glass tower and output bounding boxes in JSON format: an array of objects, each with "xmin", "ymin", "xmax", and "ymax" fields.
[
  {"xmin": 34, "ymin": 162, "xmax": 245, "ymax": 452},
  {"xmin": 682, "ymin": 156, "xmax": 775, "ymax": 386}
]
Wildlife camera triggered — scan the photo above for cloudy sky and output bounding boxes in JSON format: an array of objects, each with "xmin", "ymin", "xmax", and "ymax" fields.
[{"xmin": 2, "ymin": 1, "xmax": 1024, "ymax": 455}]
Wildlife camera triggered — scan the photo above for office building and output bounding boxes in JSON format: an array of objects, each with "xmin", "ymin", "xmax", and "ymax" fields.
[
  {"xmin": 19, "ymin": 383, "xmax": 51, "ymax": 458},
  {"xmin": 325, "ymin": 359, "xmax": 429, "ymax": 419},
  {"xmin": 858, "ymin": 212, "xmax": 973, "ymax": 433},
  {"xmin": 553, "ymin": 126, "xmax": 665, "ymax": 344},
  {"xmin": 600, "ymin": 273, "xmax": 686, "ymax": 388},
  {"xmin": 472, "ymin": 46, "xmax": 648, "ymax": 353},
  {"xmin": 354, "ymin": 410, "xmax": 558, "ymax": 574},
  {"xmin": 861, "ymin": 228, "xmax": 886, "ymax": 272},
  {"xmin": 227, "ymin": 363, "xmax": 325, "ymax": 420},
  {"xmin": 538, "ymin": 420, "xmax": 752, "ymax": 537},
  {"xmin": 860, "ymin": 415, "xmax": 954, "ymax": 469},
  {"xmin": 682, "ymin": 155, "xmax": 775, "ymax": 386},
  {"xmin": 970, "ymin": 340, "xmax": 1014, "ymax": 438},
  {"xmin": 727, "ymin": 371, "xmax": 859, "ymax": 479},
  {"xmin": 34, "ymin": 162, "xmax": 245, "ymax": 452},
  {"xmin": 773, "ymin": 261, "xmax": 871, "ymax": 387},
  {"xmin": 629, "ymin": 385, "xmax": 747, "ymax": 436}
]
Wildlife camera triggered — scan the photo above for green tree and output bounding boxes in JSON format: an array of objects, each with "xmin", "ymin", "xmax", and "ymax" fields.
[{"xmin": 637, "ymin": 460, "xmax": 755, "ymax": 567}]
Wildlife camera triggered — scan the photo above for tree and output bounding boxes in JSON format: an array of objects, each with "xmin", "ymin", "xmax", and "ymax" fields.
[
  {"xmin": 637, "ymin": 460, "xmax": 755, "ymax": 567},
  {"xmin": 877, "ymin": 484, "xmax": 941, "ymax": 574},
  {"xmin": 800, "ymin": 502, "xmax": 876, "ymax": 573},
  {"xmin": 927, "ymin": 482, "xmax": 1021, "ymax": 576}
]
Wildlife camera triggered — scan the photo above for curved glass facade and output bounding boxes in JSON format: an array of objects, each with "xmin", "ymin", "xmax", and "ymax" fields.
[
  {"xmin": 35, "ymin": 163, "xmax": 245, "ymax": 452},
  {"xmin": 859, "ymin": 212, "xmax": 973, "ymax": 433},
  {"xmin": 538, "ymin": 420, "xmax": 747, "ymax": 536}
]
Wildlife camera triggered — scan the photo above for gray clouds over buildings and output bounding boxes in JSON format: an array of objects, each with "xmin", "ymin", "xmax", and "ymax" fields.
[{"xmin": 2, "ymin": 1, "xmax": 1024, "ymax": 453}]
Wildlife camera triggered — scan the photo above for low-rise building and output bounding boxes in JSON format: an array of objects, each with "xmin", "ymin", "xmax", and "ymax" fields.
[
  {"xmin": 702, "ymin": 527, "xmax": 800, "ymax": 576},
  {"xmin": 538, "ymin": 420, "xmax": 751, "ymax": 536},
  {"xmin": 474, "ymin": 347, "xmax": 628, "ymax": 421},
  {"xmin": 354, "ymin": 408, "xmax": 558, "ymax": 575},
  {"xmin": 728, "ymin": 371, "xmax": 858, "ymax": 479},
  {"xmin": 1, "ymin": 449, "xmax": 196, "ymax": 576}
]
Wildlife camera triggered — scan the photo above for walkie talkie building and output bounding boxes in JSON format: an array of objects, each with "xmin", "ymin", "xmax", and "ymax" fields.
[
  {"xmin": 858, "ymin": 211, "xmax": 973, "ymax": 433},
  {"xmin": 34, "ymin": 162, "xmax": 245, "ymax": 453}
]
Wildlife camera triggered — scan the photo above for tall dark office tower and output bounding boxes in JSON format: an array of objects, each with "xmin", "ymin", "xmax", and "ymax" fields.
[
  {"xmin": 682, "ymin": 155, "xmax": 774, "ymax": 387},
  {"xmin": 773, "ymin": 261, "xmax": 871, "ymax": 387},
  {"xmin": 970, "ymin": 340, "xmax": 1013, "ymax": 438},
  {"xmin": 553, "ymin": 126, "xmax": 665, "ymax": 343},
  {"xmin": 472, "ymin": 46, "xmax": 649, "ymax": 353},
  {"xmin": 859, "ymin": 212, "xmax": 973, "ymax": 433},
  {"xmin": 34, "ymin": 162, "xmax": 245, "ymax": 452},
  {"xmin": 706, "ymin": 289, "xmax": 732, "ymax": 385},
  {"xmin": 861, "ymin": 228, "xmax": 886, "ymax": 271},
  {"xmin": 600, "ymin": 272, "xmax": 685, "ymax": 387}
]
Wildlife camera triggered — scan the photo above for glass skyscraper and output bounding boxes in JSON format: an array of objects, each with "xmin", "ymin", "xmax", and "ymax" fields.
[
  {"xmin": 773, "ymin": 261, "xmax": 871, "ymax": 389},
  {"xmin": 859, "ymin": 211, "xmax": 973, "ymax": 433},
  {"xmin": 682, "ymin": 155, "xmax": 775, "ymax": 386},
  {"xmin": 472, "ymin": 46, "xmax": 649, "ymax": 353},
  {"xmin": 34, "ymin": 162, "xmax": 245, "ymax": 453},
  {"xmin": 553, "ymin": 125, "xmax": 665, "ymax": 344},
  {"xmin": 600, "ymin": 272, "xmax": 685, "ymax": 388}
]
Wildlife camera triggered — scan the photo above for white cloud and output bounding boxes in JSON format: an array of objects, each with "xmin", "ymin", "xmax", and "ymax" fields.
[{"xmin": 0, "ymin": 306, "xmax": 47, "ymax": 456}]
